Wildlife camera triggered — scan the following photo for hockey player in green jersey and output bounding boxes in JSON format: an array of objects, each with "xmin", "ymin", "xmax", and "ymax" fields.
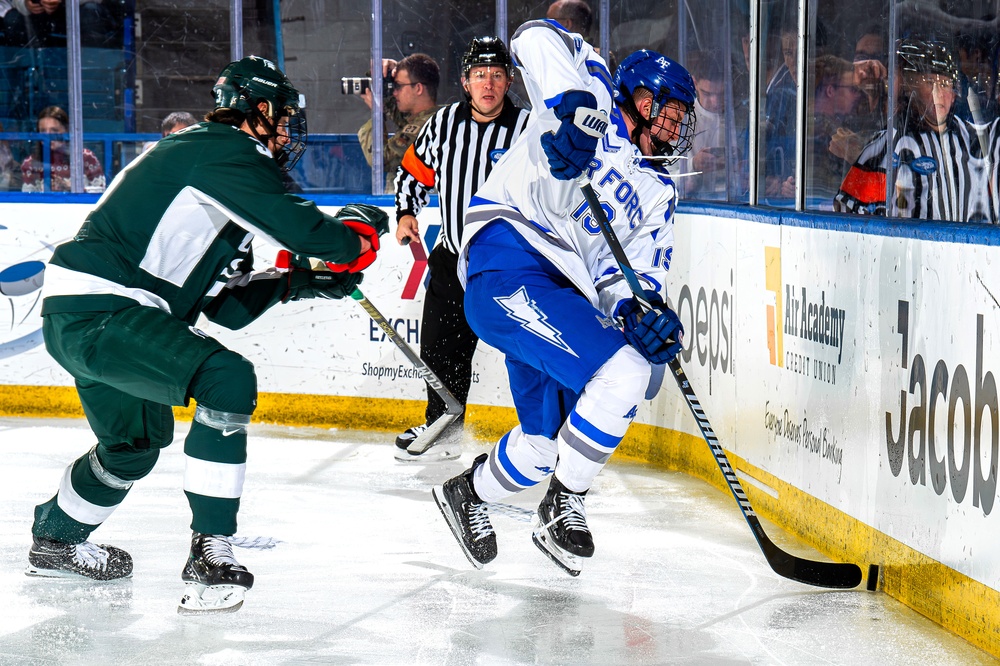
[{"xmin": 26, "ymin": 55, "xmax": 390, "ymax": 614}]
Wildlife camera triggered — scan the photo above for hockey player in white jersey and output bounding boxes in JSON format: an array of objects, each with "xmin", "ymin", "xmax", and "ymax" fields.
[{"xmin": 433, "ymin": 19, "xmax": 696, "ymax": 575}]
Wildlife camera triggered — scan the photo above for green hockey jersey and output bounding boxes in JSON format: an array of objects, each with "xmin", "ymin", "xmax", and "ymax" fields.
[{"xmin": 41, "ymin": 122, "xmax": 366, "ymax": 327}]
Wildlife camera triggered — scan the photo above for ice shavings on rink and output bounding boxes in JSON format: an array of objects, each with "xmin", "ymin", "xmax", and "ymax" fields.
[{"xmin": 0, "ymin": 418, "xmax": 995, "ymax": 665}]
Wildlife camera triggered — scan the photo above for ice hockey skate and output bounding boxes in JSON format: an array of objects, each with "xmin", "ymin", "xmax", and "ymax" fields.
[
  {"xmin": 178, "ymin": 532, "xmax": 254, "ymax": 615},
  {"xmin": 432, "ymin": 454, "xmax": 497, "ymax": 568},
  {"xmin": 532, "ymin": 476, "xmax": 595, "ymax": 577},
  {"xmin": 26, "ymin": 536, "xmax": 133, "ymax": 580},
  {"xmin": 394, "ymin": 422, "xmax": 461, "ymax": 462}
]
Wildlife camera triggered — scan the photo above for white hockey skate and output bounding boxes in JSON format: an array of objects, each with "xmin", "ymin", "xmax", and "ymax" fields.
[
  {"xmin": 177, "ymin": 533, "xmax": 254, "ymax": 615},
  {"xmin": 531, "ymin": 477, "xmax": 595, "ymax": 577},
  {"xmin": 394, "ymin": 422, "xmax": 462, "ymax": 462},
  {"xmin": 178, "ymin": 581, "xmax": 247, "ymax": 615},
  {"xmin": 394, "ymin": 439, "xmax": 461, "ymax": 462}
]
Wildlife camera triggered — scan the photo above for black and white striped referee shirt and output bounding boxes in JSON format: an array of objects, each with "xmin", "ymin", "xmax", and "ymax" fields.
[
  {"xmin": 394, "ymin": 96, "xmax": 531, "ymax": 254},
  {"xmin": 835, "ymin": 114, "xmax": 993, "ymax": 223}
]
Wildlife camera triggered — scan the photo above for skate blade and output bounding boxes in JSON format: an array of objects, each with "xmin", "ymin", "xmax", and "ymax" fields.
[
  {"xmin": 395, "ymin": 443, "xmax": 461, "ymax": 463},
  {"xmin": 24, "ymin": 565, "xmax": 132, "ymax": 581},
  {"xmin": 25, "ymin": 565, "xmax": 87, "ymax": 580},
  {"xmin": 177, "ymin": 581, "xmax": 247, "ymax": 615},
  {"xmin": 531, "ymin": 527, "xmax": 583, "ymax": 577},
  {"xmin": 432, "ymin": 485, "xmax": 485, "ymax": 570}
]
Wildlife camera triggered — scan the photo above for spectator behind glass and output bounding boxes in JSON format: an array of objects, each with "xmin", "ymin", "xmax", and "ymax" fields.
[
  {"xmin": 357, "ymin": 53, "xmax": 440, "ymax": 193},
  {"xmin": 953, "ymin": 24, "xmax": 998, "ymax": 125},
  {"xmin": 1, "ymin": 0, "xmax": 30, "ymax": 46},
  {"xmin": 546, "ymin": 0, "xmax": 592, "ymax": 40},
  {"xmin": 762, "ymin": 16, "xmax": 798, "ymax": 201},
  {"xmin": 142, "ymin": 111, "xmax": 199, "ymax": 153},
  {"xmin": 682, "ymin": 51, "xmax": 727, "ymax": 200},
  {"xmin": 21, "ymin": 105, "xmax": 105, "ymax": 193},
  {"xmin": 0, "ymin": 120, "xmax": 20, "ymax": 191},
  {"xmin": 827, "ymin": 25, "xmax": 889, "ymax": 167},
  {"xmin": 545, "ymin": 0, "xmax": 616, "ymax": 70},
  {"xmin": 809, "ymin": 55, "xmax": 862, "ymax": 203},
  {"xmin": 12, "ymin": 0, "xmax": 118, "ymax": 48}
]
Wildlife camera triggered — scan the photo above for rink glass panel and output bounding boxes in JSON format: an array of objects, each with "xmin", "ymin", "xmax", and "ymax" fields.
[{"xmin": 0, "ymin": 0, "xmax": 998, "ymax": 223}]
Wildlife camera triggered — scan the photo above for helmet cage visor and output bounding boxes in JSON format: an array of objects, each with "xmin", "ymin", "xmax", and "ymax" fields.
[
  {"xmin": 245, "ymin": 94, "xmax": 308, "ymax": 172},
  {"xmin": 648, "ymin": 98, "xmax": 696, "ymax": 162}
]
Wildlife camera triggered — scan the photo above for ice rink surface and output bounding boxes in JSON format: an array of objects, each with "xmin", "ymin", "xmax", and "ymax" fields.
[{"xmin": 0, "ymin": 417, "xmax": 995, "ymax": 666}]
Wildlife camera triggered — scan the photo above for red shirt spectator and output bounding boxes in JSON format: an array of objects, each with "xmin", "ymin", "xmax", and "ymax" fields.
[{"xmin": 20, "ymin": 105, "xmax": 105, "ymax": 193}]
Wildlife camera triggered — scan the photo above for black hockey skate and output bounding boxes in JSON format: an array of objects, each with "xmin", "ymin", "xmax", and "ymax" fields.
[
  {"xmin": 532, "ymin": 476, "xmax": 595, "ymax": 577},
  {"xmin": 432, "ymin": 454, "xmax": 497, "ymax": 568},
  {"xmin": 178, "ymin": 533, "xmax": 254, "ymax": 615},
  {"xmin": 26, "ymin": 536, "xmax": 133, "ymax": 580}
]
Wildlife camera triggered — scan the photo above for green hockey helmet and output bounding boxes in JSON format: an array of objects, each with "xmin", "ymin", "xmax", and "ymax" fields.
[{"xmin": 213, "ymin": 56, "xmax": 307, "ymax": 172}]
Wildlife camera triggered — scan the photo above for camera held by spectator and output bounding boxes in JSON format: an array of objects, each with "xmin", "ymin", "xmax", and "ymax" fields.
[{"xmin": 341, "ymin": 76, "xmax": 393, "ymax": 96}]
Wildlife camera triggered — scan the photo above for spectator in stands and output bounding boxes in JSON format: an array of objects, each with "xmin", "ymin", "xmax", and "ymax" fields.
[
  {"xmin": 357, "ymin": 53, "xmax": 440, "ymax": 193},
  {"xmin": 828, "ymin": 25, "xmax": 889, "ymax": 167},
  {"xmin": 546, "ymin": 0, "xmax": 592, "ymax": 41},
  {"xmin": 21, "ymin": 105, "xmax": 105, "ymax": 193},
  {"xmin": 762, "ymin": 16, "xmax": 798, "ymax": 201},
  {"xmin": 954, "ymin": 25, "xmax": 998, "ymax": 125},
  {"xmin": 12, "ymin": 0, "xmax": 118, "ymax": 48},
  {"xmin": 1, "ymin": 0, "xmax": 30, "ymax": 46},
  {"xmin": 852, "ymin": 25, "xmax": 888, "ymax": 122},
  {"xmin": 0, "ymin": 120, "xmax": 20, "ymax": 190},
  {"xmin": 809, "ymin": 55, "xmax": 862, "ymax": 203},
  {"xmin": 761, "ymin": 10, "xmax": 829, "ymax": 203},
  {"xmin": 545, "ymin": 0, "xmax": 615, "ymax": 69},
  {"xmin": 142, "ymin": 111, "xmax": 199, "ymax": 153},
  {"xmin": 682, "ymin": 51, "xmax": 728, "ymax": 199},
  {"xmin": 161, "ymin": 111, "xmax": 198, "ymax": 136}
]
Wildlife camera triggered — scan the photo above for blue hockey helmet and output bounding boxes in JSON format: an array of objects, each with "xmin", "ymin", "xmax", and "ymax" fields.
[{"xmin": 613, "ymin": 50, "xmax": 697, "ymax": 162}]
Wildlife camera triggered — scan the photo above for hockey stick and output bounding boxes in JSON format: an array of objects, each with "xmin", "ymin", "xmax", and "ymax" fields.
[
  {"xmin": 579, "ymin": 182, "xmax": 862, "ymax": 589},
  {"xmin": 350, "ymin": 288, "xmax": 464, "ymax": 453}
]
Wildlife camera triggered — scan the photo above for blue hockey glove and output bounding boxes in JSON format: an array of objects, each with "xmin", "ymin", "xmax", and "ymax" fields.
[
  {"xmin": 276, "ymin": 251, "xmax": 365, "ymax": 302},
  {"xmin": 540, "ymin": 90, "xmax": 608, "ymax": 180},
  {"xmin": 616, "ymin": 291, "xmax": 684, "ymax": 365}
]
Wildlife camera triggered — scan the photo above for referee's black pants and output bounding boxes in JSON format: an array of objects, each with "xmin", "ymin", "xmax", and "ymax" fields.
[{"xmin": 421, "ymin": 244, "xmax": 478, "ymax": 424}]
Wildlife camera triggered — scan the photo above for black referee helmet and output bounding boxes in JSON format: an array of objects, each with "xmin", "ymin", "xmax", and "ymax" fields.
[
  {"xmin": 462, "ymin": 36, "xmax": 514, "ymax": 79},
  {"xmin": 896, "ymin": 38, "xmax": 959, "ymax": 84}
]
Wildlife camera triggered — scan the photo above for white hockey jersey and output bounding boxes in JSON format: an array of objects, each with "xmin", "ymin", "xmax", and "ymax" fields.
[{"xmin": 459, "ymin": 19, "xmax": 679, "ymax": 317}]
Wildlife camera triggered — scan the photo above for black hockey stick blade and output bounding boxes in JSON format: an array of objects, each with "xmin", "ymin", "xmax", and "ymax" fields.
[
  {"xmin": 669, "ymin": 357, "xmax": 862, "ymax": 589},
  {"xmin": 350, "ymin": 289, "xmax": 464, "ymax": 454},
  {"xmin": 579, "ymin": 182, "xmax": 862, "ymax": 589},
  {"xmin": 756, "ymin": 526, "xmax": 863, "ymax": 588}
]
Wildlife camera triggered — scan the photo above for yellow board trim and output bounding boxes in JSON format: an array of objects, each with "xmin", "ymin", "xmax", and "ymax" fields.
[{"xmin": 0, "ymin": 384, "xmax": 995, "ymax": 658}]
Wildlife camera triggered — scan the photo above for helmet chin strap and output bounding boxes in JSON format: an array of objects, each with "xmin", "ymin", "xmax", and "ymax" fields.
[
  {"xmin": 621, "ymin": 93, "xmax": 657, "ymax": 154},
  {"xmin": 246, "ymin": 100, "xmax": 281, "ymax": 148}
]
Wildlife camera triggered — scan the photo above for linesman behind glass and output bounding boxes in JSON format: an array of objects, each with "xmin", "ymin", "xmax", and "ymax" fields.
[{"xmin": 835, "ymin": 38, "xmax": 994, "ymax": 223}]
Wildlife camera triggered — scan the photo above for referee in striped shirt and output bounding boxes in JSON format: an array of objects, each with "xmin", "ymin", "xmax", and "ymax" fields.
[
  {"xmin": 834, "ymin": 37, "xmax": 993, "ymax": 222},
  {"xmin": 393, "ymin": 36, "xmax": 530, "ymax": 460}
]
